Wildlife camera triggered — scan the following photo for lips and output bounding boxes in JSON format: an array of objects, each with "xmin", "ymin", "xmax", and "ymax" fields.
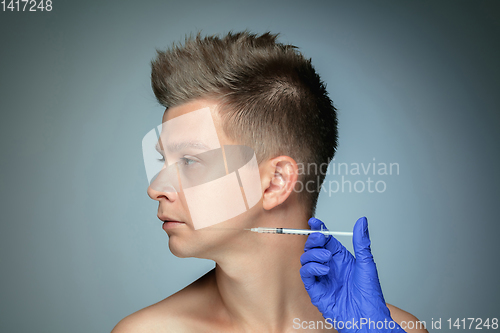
[
  {"xmin": 162, "ymin": 220, "xmax": 186, "ymax": 231},
  {"xmin": 158, "ymin": 215, "xmax": 183, "ymax": 223},
  {"xmin": 158, "ymin": 215, "xmax": 187, "ymax": 231}
]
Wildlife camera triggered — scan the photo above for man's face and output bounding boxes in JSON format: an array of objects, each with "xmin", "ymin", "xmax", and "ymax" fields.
[{"xmin": 146, "ymin": 99, "xmax": 263, "ymax": 258}]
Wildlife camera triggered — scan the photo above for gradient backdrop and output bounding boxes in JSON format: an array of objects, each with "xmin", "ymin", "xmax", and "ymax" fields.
[{"xmin": 1, "ymin": 0, "xmax": 499, "ymax": 332}]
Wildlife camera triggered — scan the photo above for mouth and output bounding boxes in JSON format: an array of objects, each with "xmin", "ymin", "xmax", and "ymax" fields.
[
  {"xmin": 158, "ymin": 215, "xmax": 187, "ymax": 230},
  {"xmin": 162, "ymin": 221, "xmax": 186, "ymax": 230}
]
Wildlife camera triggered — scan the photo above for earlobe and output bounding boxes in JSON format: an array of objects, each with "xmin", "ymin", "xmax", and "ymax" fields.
[{"xmin": 262, "ymin": 157, "xmax": 298, "ymax": 210}]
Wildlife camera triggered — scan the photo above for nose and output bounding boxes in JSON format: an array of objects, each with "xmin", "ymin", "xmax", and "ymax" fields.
[
  {"xmin": 147, "ymin": 184, "xmax": 178, "ymax": 202},
  {"xmin": 147, "ymin": 163, "xmax": 180, "ymax": 202}
]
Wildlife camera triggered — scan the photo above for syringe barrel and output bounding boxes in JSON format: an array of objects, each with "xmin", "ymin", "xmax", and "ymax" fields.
[
  {"xmin": 250, "ymin": 227, "xmax": 353, "ymax": 237},
  {"xmin": 250, "ymin": 227, "xmax": 277, "ymax": 233}
]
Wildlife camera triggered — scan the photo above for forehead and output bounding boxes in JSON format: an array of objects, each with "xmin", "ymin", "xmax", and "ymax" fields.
[{"xmin": 161, "ymin": 100, "xmax": 235, "ymax": 146}]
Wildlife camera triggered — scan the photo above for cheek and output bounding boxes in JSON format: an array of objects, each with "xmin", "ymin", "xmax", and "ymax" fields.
[
  {"xmin": 167, "ymin": 227, "xmax": 227, "ymax": 259},
  {"xmin": 176, "ymin": 189, "xmax": 193, "ymax": 223},
  {"xmin": 212, "ymin": 201, "xmax": 262, "ymax": 229}
]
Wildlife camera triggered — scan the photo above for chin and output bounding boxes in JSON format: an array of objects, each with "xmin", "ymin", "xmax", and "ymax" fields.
[
  {"xmin": 167, "ymin": 233, "xmax": 212, "ymax": 259},
  {"xmin": 167, "ymin": 229, "xmax": 235, "ymax": 260},
  {"xmin": 167, "ymin": 236, "xmax": 194, "ymax": 258}
]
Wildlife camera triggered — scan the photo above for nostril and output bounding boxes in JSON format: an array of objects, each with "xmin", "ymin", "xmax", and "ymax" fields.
[{"xmin": 163, "ymin": 185, "xmax": 179, "ymax": 203}]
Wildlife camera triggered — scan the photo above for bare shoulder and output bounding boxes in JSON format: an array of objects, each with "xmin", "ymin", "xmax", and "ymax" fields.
[
  {"xmin": 111, "ymin": 269, "xmax": 223, "ymax": 333},
  {"xmin": 110, "ymin": 303, "xmax": 182, "ymax": 333},
  {"xmin": 387, "ymin": 303, "xmax": 429, "ymax": 333}
]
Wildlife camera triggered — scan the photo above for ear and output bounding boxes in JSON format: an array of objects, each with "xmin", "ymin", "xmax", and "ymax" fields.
[{"xmin": 260, "ymin": 156, "xmax": 299, "ymax": 210}]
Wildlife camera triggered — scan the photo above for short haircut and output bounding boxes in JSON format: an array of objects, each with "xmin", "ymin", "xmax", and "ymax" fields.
[{"xmin": 151, "ymin": 31, "xmax": 338, "ymax": 216}]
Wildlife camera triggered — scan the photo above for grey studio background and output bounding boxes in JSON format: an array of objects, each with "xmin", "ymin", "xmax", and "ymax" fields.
[{"xmin": 1, "ymin": 0, "xmax": 499, "ymax": 332}]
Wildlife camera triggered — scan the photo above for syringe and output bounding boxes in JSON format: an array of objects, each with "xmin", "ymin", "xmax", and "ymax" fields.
[{"xmin": 247, "ymin": 227, "xmax": 353, "ymax": 237}]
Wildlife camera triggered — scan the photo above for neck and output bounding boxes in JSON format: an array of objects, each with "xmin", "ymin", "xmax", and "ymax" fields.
[{"xmin": 211, "ymin": 202, "xmax": 324, "ymax": 331}]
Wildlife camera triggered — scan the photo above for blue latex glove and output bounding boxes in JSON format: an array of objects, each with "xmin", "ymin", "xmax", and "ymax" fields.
[{"xmin": 300, "ymin": 217, "xmax": 405, "ymax": 332}]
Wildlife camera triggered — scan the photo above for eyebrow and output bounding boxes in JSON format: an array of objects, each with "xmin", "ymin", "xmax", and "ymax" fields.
[{"xmin": 156, "ymin": 140, "xmax": 210, "ymax": 154}]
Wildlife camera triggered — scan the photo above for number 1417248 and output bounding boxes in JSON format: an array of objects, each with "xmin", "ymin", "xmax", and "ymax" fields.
[
  {"xmin": 447, "ymin": 318, "xmax": 499, "ymax": 330},
  {"xmin": 1, "ymin": 0, "xmax": 52, "ymax": 11}
]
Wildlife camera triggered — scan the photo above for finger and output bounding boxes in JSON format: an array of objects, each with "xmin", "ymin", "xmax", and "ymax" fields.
[
  {"xmin": 304, "ymin": 232, "xmax": 328, "ymax": 251},
  {"xmin": 300, "ymin": 248, "xmax": 332, "ymax": 266},
  {"xmin": 352, "ymin": 217, "xmax": 385, "ymax": 299},
  {"xmin": 323, "ymin": 233, "xmax": 347, "ymax": 257},
  {"xmin": 300, "ymin": 262, "xmax": 330, "ymax": 288},
  {"xmin": 352, "ymin": 216, "xmax": 374, "ymax": 263},
  {"xmin": 308, "ymin": 217, "xmax": 347, "ymax": 255},
  {"xmin": 308, "ymin": 217, "xmax": 329, "ymax": 231}
]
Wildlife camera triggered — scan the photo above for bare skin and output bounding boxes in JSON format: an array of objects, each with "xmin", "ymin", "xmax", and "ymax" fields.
[{"xmin": 112, "ymin": 99, "xmax": 428, "ymax": 333}]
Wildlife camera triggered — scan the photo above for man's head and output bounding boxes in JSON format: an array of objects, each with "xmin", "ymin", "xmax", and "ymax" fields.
[{"xmin": 151, "ymin": 31, "xmax": 338, "ymax": 217}]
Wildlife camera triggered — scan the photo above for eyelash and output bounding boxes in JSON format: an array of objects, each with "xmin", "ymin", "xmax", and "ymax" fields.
[
  {"xmin": 157, "ymin": 155, "xmax": 197, "ymax": 166},
  {"xmin": 179, "ymin": 157, "xmax": 196, "ymax": 166}
]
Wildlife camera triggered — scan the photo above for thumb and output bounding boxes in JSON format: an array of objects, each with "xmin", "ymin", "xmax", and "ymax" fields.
[
  {"xmin": 352, "ymin": 217, "xmax": 374, "ymax": 263},
  {"xmin": 352, "ymin": 216, "xmax": 388, "ymax": 306}
]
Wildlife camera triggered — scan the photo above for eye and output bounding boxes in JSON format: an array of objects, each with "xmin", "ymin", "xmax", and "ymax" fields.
[{"xmin": 179, "ymin": 157, "xmax": 197, "ymax": 166}]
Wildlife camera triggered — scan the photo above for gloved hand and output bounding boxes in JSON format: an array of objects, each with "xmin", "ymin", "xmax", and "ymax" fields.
[{"xmin": 300, "ymin": 217, "xmax": 405, "ymax": 332}]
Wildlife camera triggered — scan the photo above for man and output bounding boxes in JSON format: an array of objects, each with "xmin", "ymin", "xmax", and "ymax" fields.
[{"xmin": 113, "ymin": 31, "xmax": 426, "ymax": 332}]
